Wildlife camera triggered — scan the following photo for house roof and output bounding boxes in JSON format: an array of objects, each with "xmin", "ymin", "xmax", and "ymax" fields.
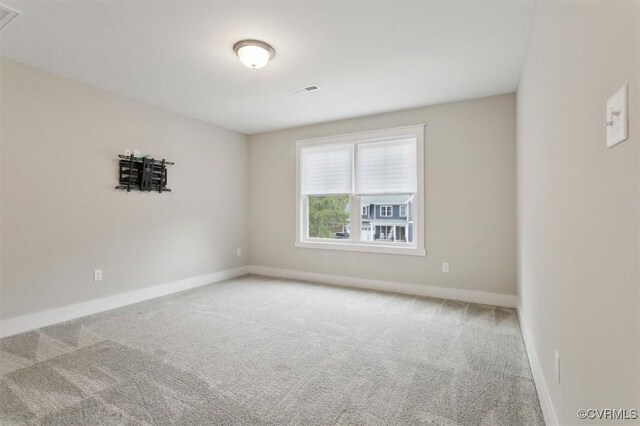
[
  {"xmin": 361, "ymin": 195, "xmax": 412, "ymax": 205},
  {"xmin": 344, "ymin": 195, "xmax": 412, "ymax": 213}
]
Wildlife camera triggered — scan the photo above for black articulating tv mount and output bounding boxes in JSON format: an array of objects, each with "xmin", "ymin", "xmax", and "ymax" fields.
[{"xmin": 115, "ymin": 154, "xmax": 174, "ymax": 193}]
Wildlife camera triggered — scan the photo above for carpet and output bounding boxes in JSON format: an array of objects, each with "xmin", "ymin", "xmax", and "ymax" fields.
[{"xmin": 0, "ymin": 274, "xmax": 544, "ymax": 425}]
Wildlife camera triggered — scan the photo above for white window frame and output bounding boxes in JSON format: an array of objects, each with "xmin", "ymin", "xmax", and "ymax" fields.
[
  {"xmin": 399, "ymin": 205, "xmax": 407, "ymax": 217},
  {"xmin": 380, "ymin": 205, "xmax": 393, "ymax": 217},
  {"xmin": 362, "ymin": 205, "xmax": 369, "ymax": 216},
  {"xmin": 295, "ymin": 125, "xmax": 426, "ymax": 256},
  {"xmin": 377, "ymin": 225, "xmax": 392, "ymax": 239},
  {"xmin": 396, "ymin": 225, "xmax": 407, "ymax": 241}
]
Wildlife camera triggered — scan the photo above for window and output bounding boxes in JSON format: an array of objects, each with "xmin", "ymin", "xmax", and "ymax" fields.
[
  {"xmin": 380, "ymin": 206, "xmax": 392, "ymax": 217},
  {"xmin": 296, "ymin": 125, "xmax": 425, "ymax": 256},
  {"xmin": 308, "ymin": 195, "xmax": 350, "ymax": 239},
  {"xmin": 377, "ymin": 225, "xmax": 393, "ymax": 240},
  {"xmin": 396, "ymin": 226, "xmax": 406, "ymax": 241}
]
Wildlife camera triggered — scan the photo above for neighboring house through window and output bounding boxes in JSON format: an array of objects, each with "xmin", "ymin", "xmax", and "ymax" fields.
[{"xmin": 295, "ymin": 125, "xmax": 425, "ymax": 256}]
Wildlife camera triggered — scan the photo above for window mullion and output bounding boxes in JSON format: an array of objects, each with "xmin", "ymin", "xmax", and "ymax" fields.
[
  {"xmin": 350, "ymin": 143, "xmax": 360, "ymax": 242},
  {"xmin": 350, "ymin": 194, "xmax": 360, "ymax": 241}
]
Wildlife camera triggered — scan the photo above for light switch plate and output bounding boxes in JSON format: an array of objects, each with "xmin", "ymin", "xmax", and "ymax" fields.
[{"xmin": 606, "ymin": 84, "xmax": 628, "ymax": 148}]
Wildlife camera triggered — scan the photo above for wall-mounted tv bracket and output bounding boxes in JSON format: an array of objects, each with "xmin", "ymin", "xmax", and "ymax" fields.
[{"xmin": 115, "ymin": 154, "xmax": 174, "ymax": 193}]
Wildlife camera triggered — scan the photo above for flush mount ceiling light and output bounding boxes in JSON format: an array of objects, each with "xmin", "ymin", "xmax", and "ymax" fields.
[{"xmin": 233, "ymin": 39, "xmax": 275, "ymax": 69}]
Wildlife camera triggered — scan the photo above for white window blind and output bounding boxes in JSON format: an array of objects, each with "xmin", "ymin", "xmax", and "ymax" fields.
[
  {"xmin": 355, "ymin": 137, "xmax": 417, "ymax": 194},
  {"xmin": 301, "ymin": 144, "xmax": 353, "ymax": 195}
]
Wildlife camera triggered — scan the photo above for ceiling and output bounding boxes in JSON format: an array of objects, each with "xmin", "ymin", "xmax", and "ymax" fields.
[{"xmin": 0, "ymin": 1, "xmax": 535, "ymax": 134}]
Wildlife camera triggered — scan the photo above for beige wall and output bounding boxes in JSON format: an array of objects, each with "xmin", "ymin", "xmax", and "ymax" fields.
[
  {"xmin": 249, "ymin": 94, "xmax": 517, "ymax": 296},
  {"xmin": 517, "ymin": 3, "xmax": 639, "ymax": 424},
  {"xmin": 0, "ymin": 59, "xmax": 250, "ymax": 320}
]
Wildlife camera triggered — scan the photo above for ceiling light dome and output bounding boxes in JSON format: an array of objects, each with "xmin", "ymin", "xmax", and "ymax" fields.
[{"xmin": 233, "ymin": 39, "xmax": 275, "ymax": 69}]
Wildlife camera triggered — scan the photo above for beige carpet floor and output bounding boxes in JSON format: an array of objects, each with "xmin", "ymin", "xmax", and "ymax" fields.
[{"xmin": 0, "ymin": 274, "xmax": 544, "ymax": 425}]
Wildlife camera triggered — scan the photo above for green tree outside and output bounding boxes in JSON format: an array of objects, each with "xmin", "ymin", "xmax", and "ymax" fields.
[{"xmin": 308, "ymin": 195, "xmax": 350, "ymax": 238}]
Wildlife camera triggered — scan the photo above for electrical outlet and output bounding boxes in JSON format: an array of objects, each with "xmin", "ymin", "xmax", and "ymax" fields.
[
  {"xmin": 555, "ymin": 350, "xmax": 560, "ymax": 384},
  {"xmin": 93, "ymin": 269, "xmax": 103, "ymax": 282},
  {"xmin": 236, "ymin": 248, "xmax": 242, "ymax": 256},
  {"xmin": 442, "ymin": 262, "xmax": 450, "ymax": 273}
]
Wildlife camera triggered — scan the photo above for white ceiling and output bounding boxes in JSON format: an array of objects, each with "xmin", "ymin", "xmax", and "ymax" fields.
[{"xmin": 0, "ymin": 1, "xmax": 535, "ymax": 134}]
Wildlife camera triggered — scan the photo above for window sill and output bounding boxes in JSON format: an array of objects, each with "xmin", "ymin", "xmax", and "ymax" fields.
[{"xmin": 295, "ymin": 240, "xmax": 426, "ymax": 256}]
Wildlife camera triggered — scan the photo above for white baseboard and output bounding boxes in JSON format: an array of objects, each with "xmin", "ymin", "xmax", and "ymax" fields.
[
  {"xmin": 0, "ymin": 266, "xmax": 250, "ymax": 338},
  {"xmin": 516, "ymin": 302, "xmax": 559, "ymax": 426},
  {"xmin": 1, "ymin": 263, "xmax": 516, "ymax": 335},
  {"xmin": 247, "ymin": 265, "xmax": 517, "ymax": 308}
]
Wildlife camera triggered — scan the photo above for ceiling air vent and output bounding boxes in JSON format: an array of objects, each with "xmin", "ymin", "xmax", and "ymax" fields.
[
  {"xmin": 0, "ymin": 3, "xmax": 19, "ymax": 30},
  {"xmin": 290, "ymin": 84, "xmax": 321, "ymax": 94}
]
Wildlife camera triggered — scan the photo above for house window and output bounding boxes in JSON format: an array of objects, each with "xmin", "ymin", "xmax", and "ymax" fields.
[
  {"xmin": 374, "ymin": 225, "xmax": 408, "ymax": 242},
  {"xmin": 377, "ymin": 225, "xmax": 393, "ymax": 240},
  {"xmin": 380, "ymin": 206, "xmax": 392, "ymax": 217},
  {"xmin": 295, "ymin": 125, "xmax": 425, "ymax": 256}
]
